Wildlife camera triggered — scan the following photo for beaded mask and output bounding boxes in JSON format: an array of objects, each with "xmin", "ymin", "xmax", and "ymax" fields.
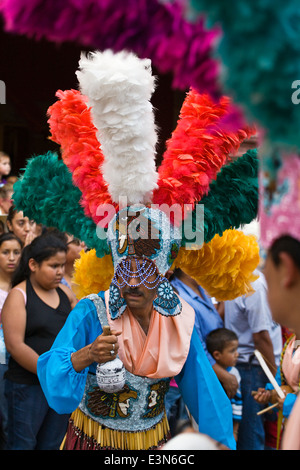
[
  {"xmin": 107, "ymin": 205, "xmax": 182, "ymax": 276},
  {"xmin": 107, "ymin": 205, "xmax": 182, "ymax": 319}
]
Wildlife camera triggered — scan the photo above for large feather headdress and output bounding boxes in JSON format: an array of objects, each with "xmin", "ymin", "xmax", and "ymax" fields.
[{"xmin": 13, "ymin": 49, "xmax": 259, "ymax": 301}]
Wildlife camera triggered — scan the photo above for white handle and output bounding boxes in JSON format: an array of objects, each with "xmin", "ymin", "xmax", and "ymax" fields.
[{"xmin": 254, "ymin": 350, "xmax": 285, "ymax": 399}]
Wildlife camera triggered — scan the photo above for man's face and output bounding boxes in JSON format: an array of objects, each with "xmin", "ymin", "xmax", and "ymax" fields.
[
  {"xmin": 119, "ymin": 258, "xmax": 158, "ymax": 310},
  {"xmin": 264, "ymin": 252, "xmax": 287, "ymax": 326}
]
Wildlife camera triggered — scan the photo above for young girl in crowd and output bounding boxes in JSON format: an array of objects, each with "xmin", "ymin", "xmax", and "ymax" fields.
[
  {"xmin": 0, "ymin": 233, "xmax": 23, "ymax": 449},
  {"xmin": 0, "ymin": 183, "xmax": 13, "ymax": 216},
  {"xmin": 0, "ymin": 152, "xmax": 11, "ymax": 188},
  {"xmin": 2, "ymin": 233, "xmax": 77, "ymax": 450}
]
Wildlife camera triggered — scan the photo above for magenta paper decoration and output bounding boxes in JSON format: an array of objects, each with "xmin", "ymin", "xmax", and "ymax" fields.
[
  {"xmin": 259, "ymin": 155, "xmax": 300, "ymax": 249},
  {"xmin": 0, "ymin": 0, "xmax": 221, "ymax": 95}
]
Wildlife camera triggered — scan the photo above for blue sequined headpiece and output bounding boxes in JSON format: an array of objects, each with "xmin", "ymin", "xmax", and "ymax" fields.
[{"xmin": 107, "ymin": 205, "xmax": 182, "ymax": 276}]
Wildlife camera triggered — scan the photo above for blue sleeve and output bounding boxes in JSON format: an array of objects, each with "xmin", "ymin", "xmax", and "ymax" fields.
[
  {"xmin": 37, "ymin": 297, "xmax": 103, "ymax": 414},
  {"xmin": 265, "ymin": 366, "xmax": 282, "ymax": 391},
  {"xmin": 231, "ymin": 387, "xmax": 243, "ymax": 422},
  {"xmin": 175, "ymin": 328, "xmax": 236, "ymax": 450},
  {"xmin": 283, "ymin": 393, "xmax": 297, "ymax": 418}
]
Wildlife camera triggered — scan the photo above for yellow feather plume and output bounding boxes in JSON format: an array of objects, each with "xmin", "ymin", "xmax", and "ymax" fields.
[
  {"xmin": 173, "ymin": 229, "xmax": 260, "ymax": 301},
  {"xmin": 72, "ymin": 249, "xmax": 114, "ymax": 300}
]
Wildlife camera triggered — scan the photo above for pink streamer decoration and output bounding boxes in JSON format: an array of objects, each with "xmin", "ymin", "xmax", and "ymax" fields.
[
  {"xmin": 259, "ymin": 155, "xmax": 300, "ymax": 249},
  {"xmin": 0, "ymin": 0, "xmax": 221, "ymax": 95}
]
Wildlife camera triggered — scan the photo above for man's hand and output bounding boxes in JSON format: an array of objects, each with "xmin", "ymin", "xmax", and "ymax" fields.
[
  {"xmin": 71, "ymin": 329, "xmax": 121, "ymax": 372},
  {"xmin": 89, "ymin": 330, "xmax": 121, "ymax": 364}
]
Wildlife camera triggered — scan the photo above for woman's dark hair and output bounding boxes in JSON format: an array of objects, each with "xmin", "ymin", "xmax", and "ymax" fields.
[
  {"xmin": 168, "ymin": 268, "xmax": 183, "ymax": 282},
  {"xmin": 6, "ymin": 204, "xmax": 17, "ymax": 227},
  {"xmin": 269, "ymin": 235, "xmax": 300, "ymax": 270},
  {"xmin": 0, "ymin": 232, "xmax": 23, "ymax": 249},
  {"xmin": 12, "ymin": 233, "xmax": 67, "ymax": 287}
]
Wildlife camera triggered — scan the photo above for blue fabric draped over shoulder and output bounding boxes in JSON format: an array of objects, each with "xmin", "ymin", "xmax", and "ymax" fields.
[
  {"xmin": 175, "ymin": 328, "xmax": 236, "ymax": 450},
  {"xmin": 37, "ymin": 291, "xmax": 236, "ymax": 450}
]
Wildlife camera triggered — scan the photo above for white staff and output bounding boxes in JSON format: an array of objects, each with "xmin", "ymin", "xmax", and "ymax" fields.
[{"xmin": 254, "ymin": 350, "xmax": 285, "ymax": 399}]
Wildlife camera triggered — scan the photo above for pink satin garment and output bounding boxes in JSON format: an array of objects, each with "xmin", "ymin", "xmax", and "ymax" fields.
[
  {"xmin": 105, "ymin": 290, "xmax": 195, "ymax": 379},
  {"xmin": 282, "ymin": 337, "xmax": 300, "ymax": 392},
  {"xmin": 281, "ymin": 394, "xmax": 300, "ymax": 450}
]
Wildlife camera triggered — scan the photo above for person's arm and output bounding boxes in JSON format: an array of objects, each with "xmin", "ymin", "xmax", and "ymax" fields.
[
  {"xmin": 212, "ymin": 363, "xmax": 238, "ymax": 399},
  {"xmin": 70, "ymin": 329, "xmax": 121, "ymax": 372},
  {"xmin": 59, "ymin": 283, "xmax": 78, "ymax": 309},
  {"xmin": 253, "ymin": 330, "xmax": 277, "ymax": 376},
  {"xmin": 233, "ymin": 421, "xmax": 239, "ymax": 442},
  {"xmin": 2, "ymin": 287, "xmax": 39, "ymax": 374},
  {"xmin": 37, "ymin": 296, "xmax": 120, "ymax": 413}
]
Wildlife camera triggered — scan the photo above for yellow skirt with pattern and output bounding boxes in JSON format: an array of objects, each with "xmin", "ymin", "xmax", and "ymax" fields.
[{"xmin": 60, "ymin": 408, "xmax": 171, "ymax": 450}]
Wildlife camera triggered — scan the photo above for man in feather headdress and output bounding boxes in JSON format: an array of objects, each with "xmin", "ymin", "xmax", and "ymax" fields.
[
  {"xmin": 37, "ymin": 203, "xmax": 236, "ymax": 450},
  {"xmin": 12, "ymin": 49, "xmax": 260, "ymax": 451}
]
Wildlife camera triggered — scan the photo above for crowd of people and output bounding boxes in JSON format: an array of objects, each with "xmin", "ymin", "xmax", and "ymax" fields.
[
  {"xmin": 0, "ymin": 152, "xmax": 86, "ymax": 449},
  {"xmin": 0, "ymin": 148, "xmax": 300, "ymax": 450},
  {"xmin": 0, "ymin": 139, "xmax": 300, "ymax": 451}
]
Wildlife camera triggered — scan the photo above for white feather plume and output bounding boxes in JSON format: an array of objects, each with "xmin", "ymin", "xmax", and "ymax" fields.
[{"xmin": 76, "ymin": 49, "xmax": 159, "ymax": 206}]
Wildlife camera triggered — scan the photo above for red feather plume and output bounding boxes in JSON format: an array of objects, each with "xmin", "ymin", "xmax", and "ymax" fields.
[
  {"xmin": 152, "ymin": 90, "xmax": 255, "ymax": 222},
  {"xmin": 47, "ymin": 89, "xmax": 116, "ymax": 226}
]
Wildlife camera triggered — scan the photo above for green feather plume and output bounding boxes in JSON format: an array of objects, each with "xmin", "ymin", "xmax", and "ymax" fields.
[
  {"xmin": 181, "ymin": 148, "xmax": 259, "ymax": 246},
  {"xmin": 12, "ymin": 152, "xmax": 110, "ymax": 257}
]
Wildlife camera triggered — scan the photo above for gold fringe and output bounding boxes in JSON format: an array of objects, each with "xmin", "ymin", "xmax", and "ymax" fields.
[{"xmin": 62, "ymin": 408, "xmax": 170, "ymax": 450}]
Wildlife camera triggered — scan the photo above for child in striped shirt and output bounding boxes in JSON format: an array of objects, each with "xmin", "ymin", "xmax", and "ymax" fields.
[{"xmin": 206, "ymin": 328, "xmax": 242, "ymax": 441}]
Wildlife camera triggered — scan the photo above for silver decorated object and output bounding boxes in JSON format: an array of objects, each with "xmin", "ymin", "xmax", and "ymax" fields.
[
  {"xmin": 96, "ymin": 357, "xmax": 126, "ymax": 393},
  {"xmin": 96, "ymin": 324, "xmax": 126, "ymax": 393}
]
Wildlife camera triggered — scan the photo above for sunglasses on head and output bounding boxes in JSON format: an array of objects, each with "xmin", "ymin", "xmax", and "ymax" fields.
[{"xmin": 67, "ymin": 237, "xmax": 81, "ymax": 246}]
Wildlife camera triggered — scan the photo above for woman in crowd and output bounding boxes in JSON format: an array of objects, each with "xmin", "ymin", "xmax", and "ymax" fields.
[
  {"xmin": 0, "ymin": 233, "xmax": 23, "ymax": 449},
  {"xmin": 6, "ymin": 205, "xmax": 37, "ymax": 247},
  {"xmin": 62, "ymin": 234, "xmax": 86, "ymax": 292},
  {"xmin": 2, "ymin": 233, "xmax": 76, "ymax": 450}
]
